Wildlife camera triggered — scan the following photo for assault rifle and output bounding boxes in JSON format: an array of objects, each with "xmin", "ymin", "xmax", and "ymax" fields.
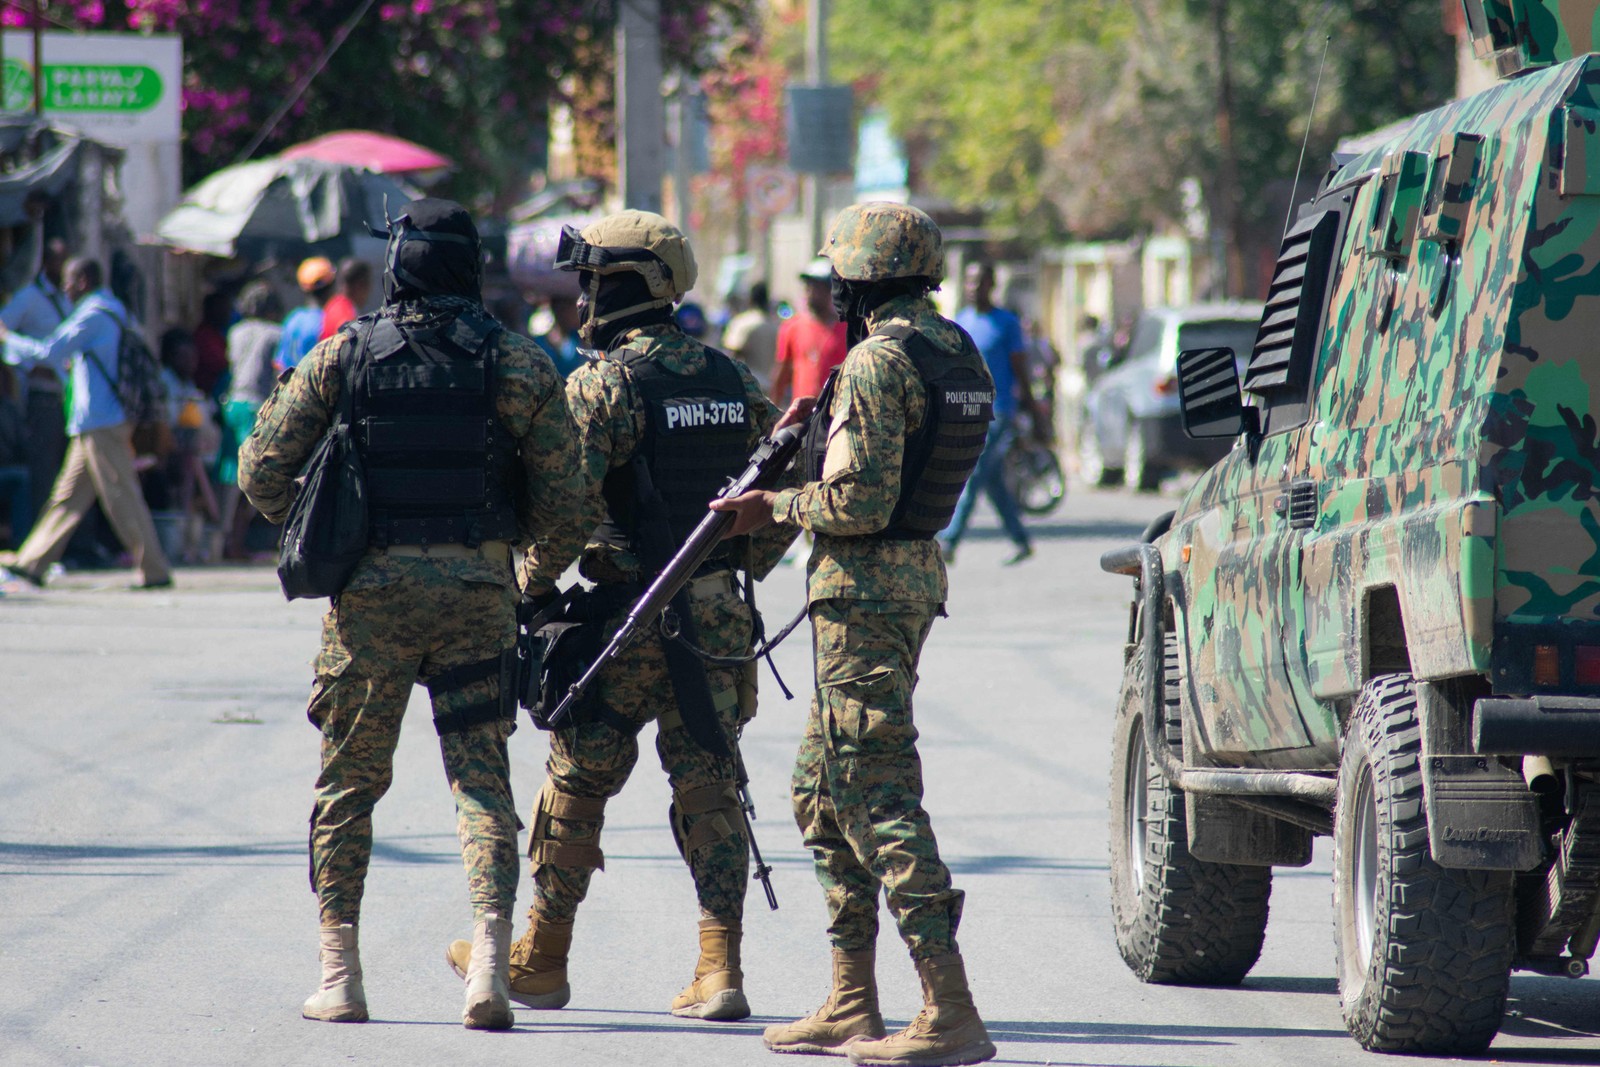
[
  {"xmin": 544, "ymin": 420, "xmax": 808, "ymax": 730},
  {"xmin": 545, "ymin": 420, "xmax": 809, "ymax": 911}
]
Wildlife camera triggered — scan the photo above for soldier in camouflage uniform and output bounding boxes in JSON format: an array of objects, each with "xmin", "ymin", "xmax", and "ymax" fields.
[
  {"xmin": 444, "ymin": 210, "xmax": 797, "ymax": 1021},
  {"xmin": 238, "ymin": 199, "xmax": 585, "ymax": 1031},
  {"xmin": 714, "ymin": 202, "xmax": 998, "ymax": 1066}
]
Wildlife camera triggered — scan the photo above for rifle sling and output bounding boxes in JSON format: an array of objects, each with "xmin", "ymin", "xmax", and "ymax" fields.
[{"xmin": 631, "ymin": 452, "xmax": 731, "ymax": 760}]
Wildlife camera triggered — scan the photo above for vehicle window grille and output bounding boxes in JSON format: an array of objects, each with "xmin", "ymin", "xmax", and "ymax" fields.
[{"xmin": 1244, "ymin": 210, "xmax": 1341, "ymax": 399}]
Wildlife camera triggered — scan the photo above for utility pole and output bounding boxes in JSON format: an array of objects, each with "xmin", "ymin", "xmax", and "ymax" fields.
[
  {"xmin": 803, "ymin": 0, "xmax": 828, "ymax": 253},
  {"xmin": 1211, "ymin": 0, "xmax": 1244, "ymax": 298},
  {"xmin": 616, "ymin": 0, "xmax": 664, "ymax": 214},
  {"xmin": 31, "ymin": 0, "xmax": 42, "ymax": 113},
  {"xmin": 671, "ymin": 80, "xmax": 693, "ymax": 233}
]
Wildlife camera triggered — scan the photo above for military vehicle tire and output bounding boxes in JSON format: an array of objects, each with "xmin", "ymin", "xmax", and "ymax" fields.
[
  {"xmin": 1109, "ymin": 636, "xmax": 1272, "ymax": 985},
  {"xmin": 1332, "ymin": 673, "xmax": 1514, "ymax": 1054},
  {"xmin": 1077, "ymin": 423, "xmax": 1121, "ymax": 487},
  {"xmin": 1124, "ymin": 418, "xmax": 1165, "ymax": 492}
]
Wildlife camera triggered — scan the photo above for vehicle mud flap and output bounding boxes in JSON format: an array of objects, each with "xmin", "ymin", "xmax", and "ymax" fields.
[
  {"xmin": 1417, "ymin": 682, "xmax": 1542, "ymax": 871},
  {"xmin": 1185, "ymin": 793, "xmax": 1313, "ymax": 867},
  {"xmin": 1422, "ymin": 755, "xmax": 1542, "ymax": 870}
]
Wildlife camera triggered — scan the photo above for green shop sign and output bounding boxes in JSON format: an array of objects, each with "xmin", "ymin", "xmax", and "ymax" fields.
[{"xmin": 2, "ymin": 58, "xmax": 162, "ymax": 112}]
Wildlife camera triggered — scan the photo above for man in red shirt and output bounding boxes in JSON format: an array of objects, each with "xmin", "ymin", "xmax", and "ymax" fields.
[
  {"xmin": 771, "ymin": 257, "xmax": 848, "ymax": 405},
  {"xmin": 318, "ymin": 258, "xmax": 373, "ymax": 340}
]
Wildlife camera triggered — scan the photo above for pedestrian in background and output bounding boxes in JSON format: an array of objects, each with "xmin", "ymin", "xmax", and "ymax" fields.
[
  {"xmin": 721, "ymin": 280, "xmax": 779, "ymax": 390},
  {"xmin": 0, "ymin": 258, "xmax": 172, "ymax": 590},
  {"xmin": 318, "ymin": 257, "xmax": 373, "ymax": 340},
  {"xmin": 274, "ymin": 256, "xmax": 336, "ymax": 373},
  {"xmin": 770, "ymin": 257, "xmax": 847, "ymax": 407},
  {"xmin": 533, "ymin": 294, "xmax": 585, "ymax": 378},
  {"xmin": 3, "ymin": 237, "xmax": 71, "ymax": 520},
  {"xmin": 937, "ymin": 260, "xmax": 1044, "ymax": 566},
  {"xmin": 713, "ymin": 202, "xmax": 998, "ymax": 1066},
  {"xmin": 190, "ymin": 290, "xmax": 234, "ymax": 399},
  {"xmin": 238, "ymin": 199, "xmax": 585, "ymax": 1030},
  {"xmin": 0, "ymin": 362, "xmax": 31, "ymax": 548},
  {"xmin": 217, "ymin": 280, "xmax": 282, "ymax": 559}
]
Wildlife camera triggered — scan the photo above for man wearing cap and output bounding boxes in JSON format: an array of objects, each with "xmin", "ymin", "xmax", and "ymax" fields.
[
  {"xmin": 443, "ymin": 209, "xmax": 800, "ymax": 1024},
  {"xmin": 274, "ymin": 256, "xmax": 337, "ymax": 373},
  {"xmin": 770, "ymin": 257, "xmax": 848, "ymax": 407},
  {"xmin": 238, "ymin": 199, "xmax": 586, "ymax": 1030}
]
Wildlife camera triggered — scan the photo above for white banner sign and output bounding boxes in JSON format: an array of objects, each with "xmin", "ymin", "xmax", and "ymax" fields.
[
  {"xmin": 0, "ymin": 32, "xmax": 183, "ymax": 237},
  {"xmin": 2, "ymin": 32, "xmax": 181, "ymax": 145}
]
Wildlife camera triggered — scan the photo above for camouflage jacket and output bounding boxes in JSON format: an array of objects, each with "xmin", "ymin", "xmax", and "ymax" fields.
[
  {"xmin": 525, "ymin": 322, "xmax": 794, "ymax": 593},
  {"xmin": 771, "ymin": 293, "xmax": 952, "ymax": 605},
  {"xmin": 237, "ymin": 301, "xmax": 585, "ymax": 593}
]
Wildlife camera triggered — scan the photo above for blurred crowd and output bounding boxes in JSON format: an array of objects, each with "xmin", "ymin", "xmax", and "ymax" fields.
[{"xmin": 0, "ymin": 243, "xmax": 1060, "ymax": 578}]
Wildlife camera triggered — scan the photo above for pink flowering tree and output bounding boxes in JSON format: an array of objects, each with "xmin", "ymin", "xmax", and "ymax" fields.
[{"xmin": 19, "ymin": 0, "xmax": 756, "ymax": 206}]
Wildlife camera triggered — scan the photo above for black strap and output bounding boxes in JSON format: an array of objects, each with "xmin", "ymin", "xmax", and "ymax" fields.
[
  {"xmin": 424, "ymin": 654, "xmax": 502, "ymax": 694},
  {"xmin": 591, "ymin": 701, "xmax": 646, "ymax": 737},
  {"xmin": 432, "ymin": 699, "xmax": 507, "ymax": 736},
  {"xmin": 425, "ymin": 650, "xmax": 514, "ymax": 736},
  {"xmin": 81, "ymin": 307, "xmax": 124, "ymax": 397},
  {"xmin": 628, "ymin": 455, "xmax": 729, "ymax": 759}
]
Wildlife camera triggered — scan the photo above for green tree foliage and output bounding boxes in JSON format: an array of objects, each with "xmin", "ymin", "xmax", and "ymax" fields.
[
  {"xmin": 831, "ymin": 0, "xmax": 1126, "ymax": 232},
  {"xmin": 830, "ymin": 0, "xmax": 1455, "ymax": 274}
]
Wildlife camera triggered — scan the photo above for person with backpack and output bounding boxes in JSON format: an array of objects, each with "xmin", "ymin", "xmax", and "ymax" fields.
[{"xmin": 0, "ymin": 257, "xmax": 172, "ymax": 590}]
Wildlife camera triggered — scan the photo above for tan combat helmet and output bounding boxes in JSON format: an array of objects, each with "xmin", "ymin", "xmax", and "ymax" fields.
[
  {"xmin": 554, "ymin": 210, "xmax": 697, "ymax": 338},
  {"xmin": 819, "ymin": 201, "xmax": 944, "ymax": 283}
]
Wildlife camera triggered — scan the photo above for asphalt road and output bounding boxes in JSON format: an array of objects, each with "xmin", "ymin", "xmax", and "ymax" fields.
[{"xmin": 3, "ymin": 483, "xmax": 1598, "ymax": 1067}]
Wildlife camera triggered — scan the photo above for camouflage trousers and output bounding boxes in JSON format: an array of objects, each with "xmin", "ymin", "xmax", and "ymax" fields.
[
  {"xmin": 306, "ymin": 562, "xmax": 520, "ymax": 927},
  {"xmin": 531, "ymin": 578, "xmax": 754, "ymax": 926},
  {"xmin": 792, "ymin": 598, "xmax": 965, "ymax": 960}
]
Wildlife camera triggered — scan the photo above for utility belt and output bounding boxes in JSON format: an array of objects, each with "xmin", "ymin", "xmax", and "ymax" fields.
[
  {"xmin": 518, "ymin": 563, "xmax": 736, "ymax": 731},
  {"xmin": 377, "ymin": 539, "xmax": 512, "ymax": 563},
  {"xmin": 370, "ymin": 513, "xmax": 518, "ymax": 550}
]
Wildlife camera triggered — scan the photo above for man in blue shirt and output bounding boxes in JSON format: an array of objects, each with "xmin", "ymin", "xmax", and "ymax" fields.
[
  {"xmin": 275, "ymin": 256, "xmax": 337, "ymax": 373},
  {"xmin": 0, "ymin": 257, "xmax": 173, "ymax": 589},
  {"xmin": 938, "ymin": 261, "xmax": 1043, "ymax": 565}
]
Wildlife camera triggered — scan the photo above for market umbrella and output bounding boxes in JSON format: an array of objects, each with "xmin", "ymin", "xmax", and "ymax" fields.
[
  {"xmin": 154, "ymin": 156, "xmax": 420, "ymax": 259},
  {"xmin": 282, "ymin": 129, "xmax": 453, "ymax": 177}
]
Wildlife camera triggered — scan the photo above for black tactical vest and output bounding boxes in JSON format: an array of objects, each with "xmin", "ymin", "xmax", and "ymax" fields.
[
  {"xmin": 596, "ymin": 345, "xmax": 753, "ymax": 563},
  {"xmin": 806, "ymin": 322, "xmax": 994, "ymax": 540},
  {"xmin": 347, "ymin": 308, "xmax": 521, "ymax": 548}
]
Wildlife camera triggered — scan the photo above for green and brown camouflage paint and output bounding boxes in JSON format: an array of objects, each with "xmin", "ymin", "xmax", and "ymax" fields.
[{"xmin": 1158, "ymin": 0, "xmax": 1600, "ymax": 770}]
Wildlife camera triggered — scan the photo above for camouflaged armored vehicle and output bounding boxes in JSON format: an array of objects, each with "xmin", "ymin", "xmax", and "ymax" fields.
[{"xmin": 1101, "ymin": 0, "xmax": 1600, "ymax": 1054}]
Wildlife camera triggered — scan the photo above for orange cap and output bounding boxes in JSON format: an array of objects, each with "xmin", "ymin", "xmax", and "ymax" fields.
[{"xmin": 296, "ymin": 256, "xmax": 335, "ymax": 292}]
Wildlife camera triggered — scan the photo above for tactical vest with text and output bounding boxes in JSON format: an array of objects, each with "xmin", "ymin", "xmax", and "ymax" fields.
[
  {"xmin": 596, "ymin": 345, "xmax": 753, "ymax": 565},
  {"xmin": 348, "ymin": 308, "xmax": 520, "ymax": 548},
  {"xmin": 805, "ymin": 322, "xmax": 994, "ymax": 540}
]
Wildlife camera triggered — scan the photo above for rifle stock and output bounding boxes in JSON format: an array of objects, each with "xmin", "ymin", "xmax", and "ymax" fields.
[{"xmin": 545, "ymin": 422, "xmax": 807, "ymax": 729}]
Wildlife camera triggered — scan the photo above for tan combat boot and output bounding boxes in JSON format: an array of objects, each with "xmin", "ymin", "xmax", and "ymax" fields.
[
  {"xmin": 461, "ymin": 911, "xmax": 515, "ymax": 1031},
  {"xmin": 763, "ymin": 947, "xmax": 886, "ymax": 1055},
  {"xmin": 447, "ymin": 914, "xmax": 574, "ymax": 1009},
  {"xmin": 670, "ymin": 918, "xmax": 750, "ymax": 1020},
  {"xmin": 302, "ymin": 924, "xmax": 368, "ymax": 1023},
  {"xmin": 846, "ymin": 953, "xmax": 995, "ymax": 1066}
]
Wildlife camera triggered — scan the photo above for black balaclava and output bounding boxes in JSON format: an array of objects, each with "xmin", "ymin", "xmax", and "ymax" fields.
[
  {"xmin": 830, "ymin": 273, "xmax": 932, "ymax": 347},
  {"xmin": 585, "ymin": 270, "xmax": 676, "ymax": 351},
  {"xmin": 381, "ymin": 197, "xmax": 483, "ymax": 305}
]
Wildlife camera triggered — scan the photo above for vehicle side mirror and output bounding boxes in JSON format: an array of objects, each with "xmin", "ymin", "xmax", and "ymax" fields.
[{"xmin": 1176, "ymin": 346, "xmax": 1259, "ymax": 439}]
